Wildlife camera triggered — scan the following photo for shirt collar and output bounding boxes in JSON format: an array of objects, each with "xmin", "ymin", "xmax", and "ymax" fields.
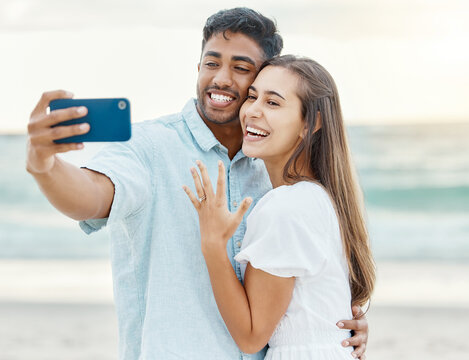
[
  {"xmin": 182, "ymin": 98, "xmax": 250, "ymax": 163},
  {"xmin": 182, "ymin": 99, "xmax": 220, "ymax": 152}
]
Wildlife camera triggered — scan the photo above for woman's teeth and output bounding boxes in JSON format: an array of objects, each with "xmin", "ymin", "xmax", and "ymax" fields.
[
  {"xmin": 246, "ymin": 126, "xmax": 269, "ymax": 137},
  {"xmin": 210, "ymin": 93, "xmax": 234, "ymax": 102}
]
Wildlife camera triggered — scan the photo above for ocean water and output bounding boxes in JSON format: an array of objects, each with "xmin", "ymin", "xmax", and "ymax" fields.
[
  {"xmin": 1, "ymin": 123, "xmax": 468, "ymax": 261},
  {"xmin": 348, "ymin": 124, "xmax": 469, "ymax": 261}
]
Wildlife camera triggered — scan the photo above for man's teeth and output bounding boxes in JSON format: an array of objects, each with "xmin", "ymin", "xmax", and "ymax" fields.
[
  {"xmin": 210, "ymin": 93, "xmax": 234, "ymax": 102},
  {"xmin": 246, "ymin": 126, "xmax": 269, "ymax": 137}
]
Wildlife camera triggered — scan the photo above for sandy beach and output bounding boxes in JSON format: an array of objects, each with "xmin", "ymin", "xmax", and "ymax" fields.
[{"xmin": 1, "ymin": 260, "xmax": 468, "ymax": 359}]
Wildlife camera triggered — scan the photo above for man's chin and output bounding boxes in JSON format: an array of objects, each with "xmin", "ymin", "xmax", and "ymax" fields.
[
  {"xmin": 198, "ymin": 102, "xmax": 240, "ymax": 125},
  {"xmin": 206, "ymin": 113, "xmax": 239, "ymax": 125}
]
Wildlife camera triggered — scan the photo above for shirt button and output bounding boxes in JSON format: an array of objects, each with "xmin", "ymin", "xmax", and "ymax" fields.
[
  {"xmin": 233, "ymin": 201, "xmax": 238, "ymax": 207},
  {"xmin": 236, "ymin": 241, "xmax": 241, "ymax": 248}
]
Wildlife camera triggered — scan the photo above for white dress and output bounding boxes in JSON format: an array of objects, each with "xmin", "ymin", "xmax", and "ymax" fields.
[{"xmin": 234, "ymin": 181, "xmax": 355, "ymax": 360}]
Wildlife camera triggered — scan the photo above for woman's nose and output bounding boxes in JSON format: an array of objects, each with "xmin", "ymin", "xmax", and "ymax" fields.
[{"xmin": 244, "ymin": 101, "xmax": 262, "ymax": 118}]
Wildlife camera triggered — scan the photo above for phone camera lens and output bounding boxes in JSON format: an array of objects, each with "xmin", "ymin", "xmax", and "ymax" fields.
[{"xmin": 118, "ymin": 101, "xmax": 127, "ymax": 110}]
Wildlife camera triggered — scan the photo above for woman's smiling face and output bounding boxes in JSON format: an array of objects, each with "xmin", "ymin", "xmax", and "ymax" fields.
[{"xmin": 240, "ymin": 65, "xmax": 305, "ymax": 166}]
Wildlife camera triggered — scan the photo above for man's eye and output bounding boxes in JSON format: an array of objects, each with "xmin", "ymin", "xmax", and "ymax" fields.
[
  {"xmin": 206, "ymin": 62, "xmax": 218, "ymax": 67},
  {"xmin": 235, "ymin": 66, "xmax": 249, "ymax": 72}
]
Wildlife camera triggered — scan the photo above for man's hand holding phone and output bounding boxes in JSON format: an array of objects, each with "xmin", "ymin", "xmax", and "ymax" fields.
[
  {"xmin": 26, "ymin": 90, "xmax": 131, "ymax": 175},
  {"xmin": 26, "ymin": 90, "xmax": 90, "ymax": 175},
  {"xmin": 26, "ymin": 90, "xmax": 118, "ymax": 221}
]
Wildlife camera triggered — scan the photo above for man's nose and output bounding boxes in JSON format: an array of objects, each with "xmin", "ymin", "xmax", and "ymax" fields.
[{"xmin": 213, "ymin": 66, "xmax": 233, "ymax": 88}]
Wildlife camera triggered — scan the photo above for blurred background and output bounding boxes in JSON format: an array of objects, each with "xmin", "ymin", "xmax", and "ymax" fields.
[{"xmin": 1, "ymin": 0, "xmax": 468, "ymax": 359}]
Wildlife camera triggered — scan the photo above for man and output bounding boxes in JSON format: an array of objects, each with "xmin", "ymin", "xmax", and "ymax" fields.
[{"xmin": 27, "ymin": 8, "xmax": 368, "ymax": 360}]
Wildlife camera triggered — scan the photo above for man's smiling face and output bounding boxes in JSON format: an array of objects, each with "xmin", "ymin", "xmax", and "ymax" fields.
[{"xmin": 196, "ymin": 31, "xmax": 265, "ymax": 126}]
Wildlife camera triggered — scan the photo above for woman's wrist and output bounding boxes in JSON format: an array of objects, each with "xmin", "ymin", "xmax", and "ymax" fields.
[{"xmin": 201, "ymin": 240, "xmax": 228, "ymax": 260}]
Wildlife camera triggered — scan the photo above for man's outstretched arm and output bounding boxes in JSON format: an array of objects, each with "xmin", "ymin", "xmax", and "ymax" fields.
[{"xmin": 26, "ymin": 90, "xmax": 114, "ymax": 221}]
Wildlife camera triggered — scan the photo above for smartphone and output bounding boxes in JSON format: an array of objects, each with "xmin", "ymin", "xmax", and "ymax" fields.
[{"xmin": 50, "ymin": 98, "xmax": 131, "ymax": 143}]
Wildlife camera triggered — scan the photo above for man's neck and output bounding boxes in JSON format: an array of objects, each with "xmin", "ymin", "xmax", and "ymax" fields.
[{"xmin": 203, "ymin": 120, "xmax": 243, "ymax": 160}]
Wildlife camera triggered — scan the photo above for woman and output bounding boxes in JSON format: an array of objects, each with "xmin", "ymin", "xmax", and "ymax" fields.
[{"xmin": 183, "ymin": 55, "xmax": 375, "ymax": 359}]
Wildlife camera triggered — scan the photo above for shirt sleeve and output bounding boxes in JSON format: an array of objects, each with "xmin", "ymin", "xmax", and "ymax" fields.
[
  {"xmin": 234, "ymin": 194, "xmax": 329, "ymax": 278},
  {"xmin": 79, "ymin": 124, "xmax": 153, "ymax": 234}
]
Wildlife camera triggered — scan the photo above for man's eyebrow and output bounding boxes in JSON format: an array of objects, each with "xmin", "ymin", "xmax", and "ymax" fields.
[
  {"xmin": 203, "ymin": 51, "xmax": 221, "ymax": 58},
  {"xmin": 232, "ymin": 55, "xmax": 256, "ymax": 66},
  {"xmin": 248, "ymin": 86, "xmax": 286, "ymax": 100},
  {"xmin": 203, "ymin": 52, "xmax": 256, "ymax": 67}
]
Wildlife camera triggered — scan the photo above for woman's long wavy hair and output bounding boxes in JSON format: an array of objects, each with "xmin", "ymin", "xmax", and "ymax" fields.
[{"xmin": 261, "ymin": 55, "xmax": 375, "ymax": 306}]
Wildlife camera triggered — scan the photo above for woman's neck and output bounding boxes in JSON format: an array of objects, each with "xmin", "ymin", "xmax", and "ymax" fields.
[
  {"xmin": 263, "ymin": 161, "xmax": 287, "ymax": 189},
  {"xmin": 263, "ymin": 152, "xmax": 315, "ymax": 189}
]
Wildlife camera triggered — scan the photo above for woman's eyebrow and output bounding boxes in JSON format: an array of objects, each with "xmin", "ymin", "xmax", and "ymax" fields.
[
  {"xmin": 265, "ymin": 90, "xmax": 285, "ymax": 100},
  {"xmin": 248, "ymin": 85, "xmax": 285, "ymax": 100}
]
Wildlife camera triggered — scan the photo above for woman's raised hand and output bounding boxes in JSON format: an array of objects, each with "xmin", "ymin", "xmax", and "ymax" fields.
[{"xmin": 183, "ymin": 160, "xmax": 252, "ymax": 255}]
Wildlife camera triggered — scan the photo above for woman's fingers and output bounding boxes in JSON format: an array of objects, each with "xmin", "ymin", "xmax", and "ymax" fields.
[
  {"xmin": 188, "ymin": 160, "xmax": 237, "ymax": 210},
  {"xmin": 215, "ymin": 160, "xmax": 226, "ymax": 203},
  {"xmin": 182, "ymin": 185, "xmax": 200, "ymax": 210},
  {"xmin": 190, "ymin": 166, "xmax": 206, "ymax": 200},
  {"xmin": 235, "ymin": 197, "xmax": 252, "ymax": 221},
  {"xmin": 196, "ymin": 160, "xmax": 214, "ymax": 198}
]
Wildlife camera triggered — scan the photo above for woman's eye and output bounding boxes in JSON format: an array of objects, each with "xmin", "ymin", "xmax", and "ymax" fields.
[
  {"xmin": 267, "ymin": 100, "xmax": 279, "ymax": 106},
  {"xmin": 246, "ymin": 95, "xmax": 256, "ymax": 100}
]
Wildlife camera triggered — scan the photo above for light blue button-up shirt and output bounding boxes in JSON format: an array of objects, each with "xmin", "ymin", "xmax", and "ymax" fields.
[{"xmin": 80, "ymin": 99, "xmax": 272, "ymax": 360}]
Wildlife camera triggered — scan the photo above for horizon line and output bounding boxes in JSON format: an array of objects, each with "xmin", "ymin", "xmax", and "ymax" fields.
[{"xmin": 2, "ymin": 118, "xmax": 469, "ymax": 136}]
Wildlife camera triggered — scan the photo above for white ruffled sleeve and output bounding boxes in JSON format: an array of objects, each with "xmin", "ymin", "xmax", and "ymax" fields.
[{"xmin": 234, "ymin": 192, "xmax": 329, "ymax": 278}]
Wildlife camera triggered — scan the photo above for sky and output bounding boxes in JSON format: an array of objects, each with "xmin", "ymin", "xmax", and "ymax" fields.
[{"xmin": 1, "ymin": 0, "xmax": 468, "ymax": 133}]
